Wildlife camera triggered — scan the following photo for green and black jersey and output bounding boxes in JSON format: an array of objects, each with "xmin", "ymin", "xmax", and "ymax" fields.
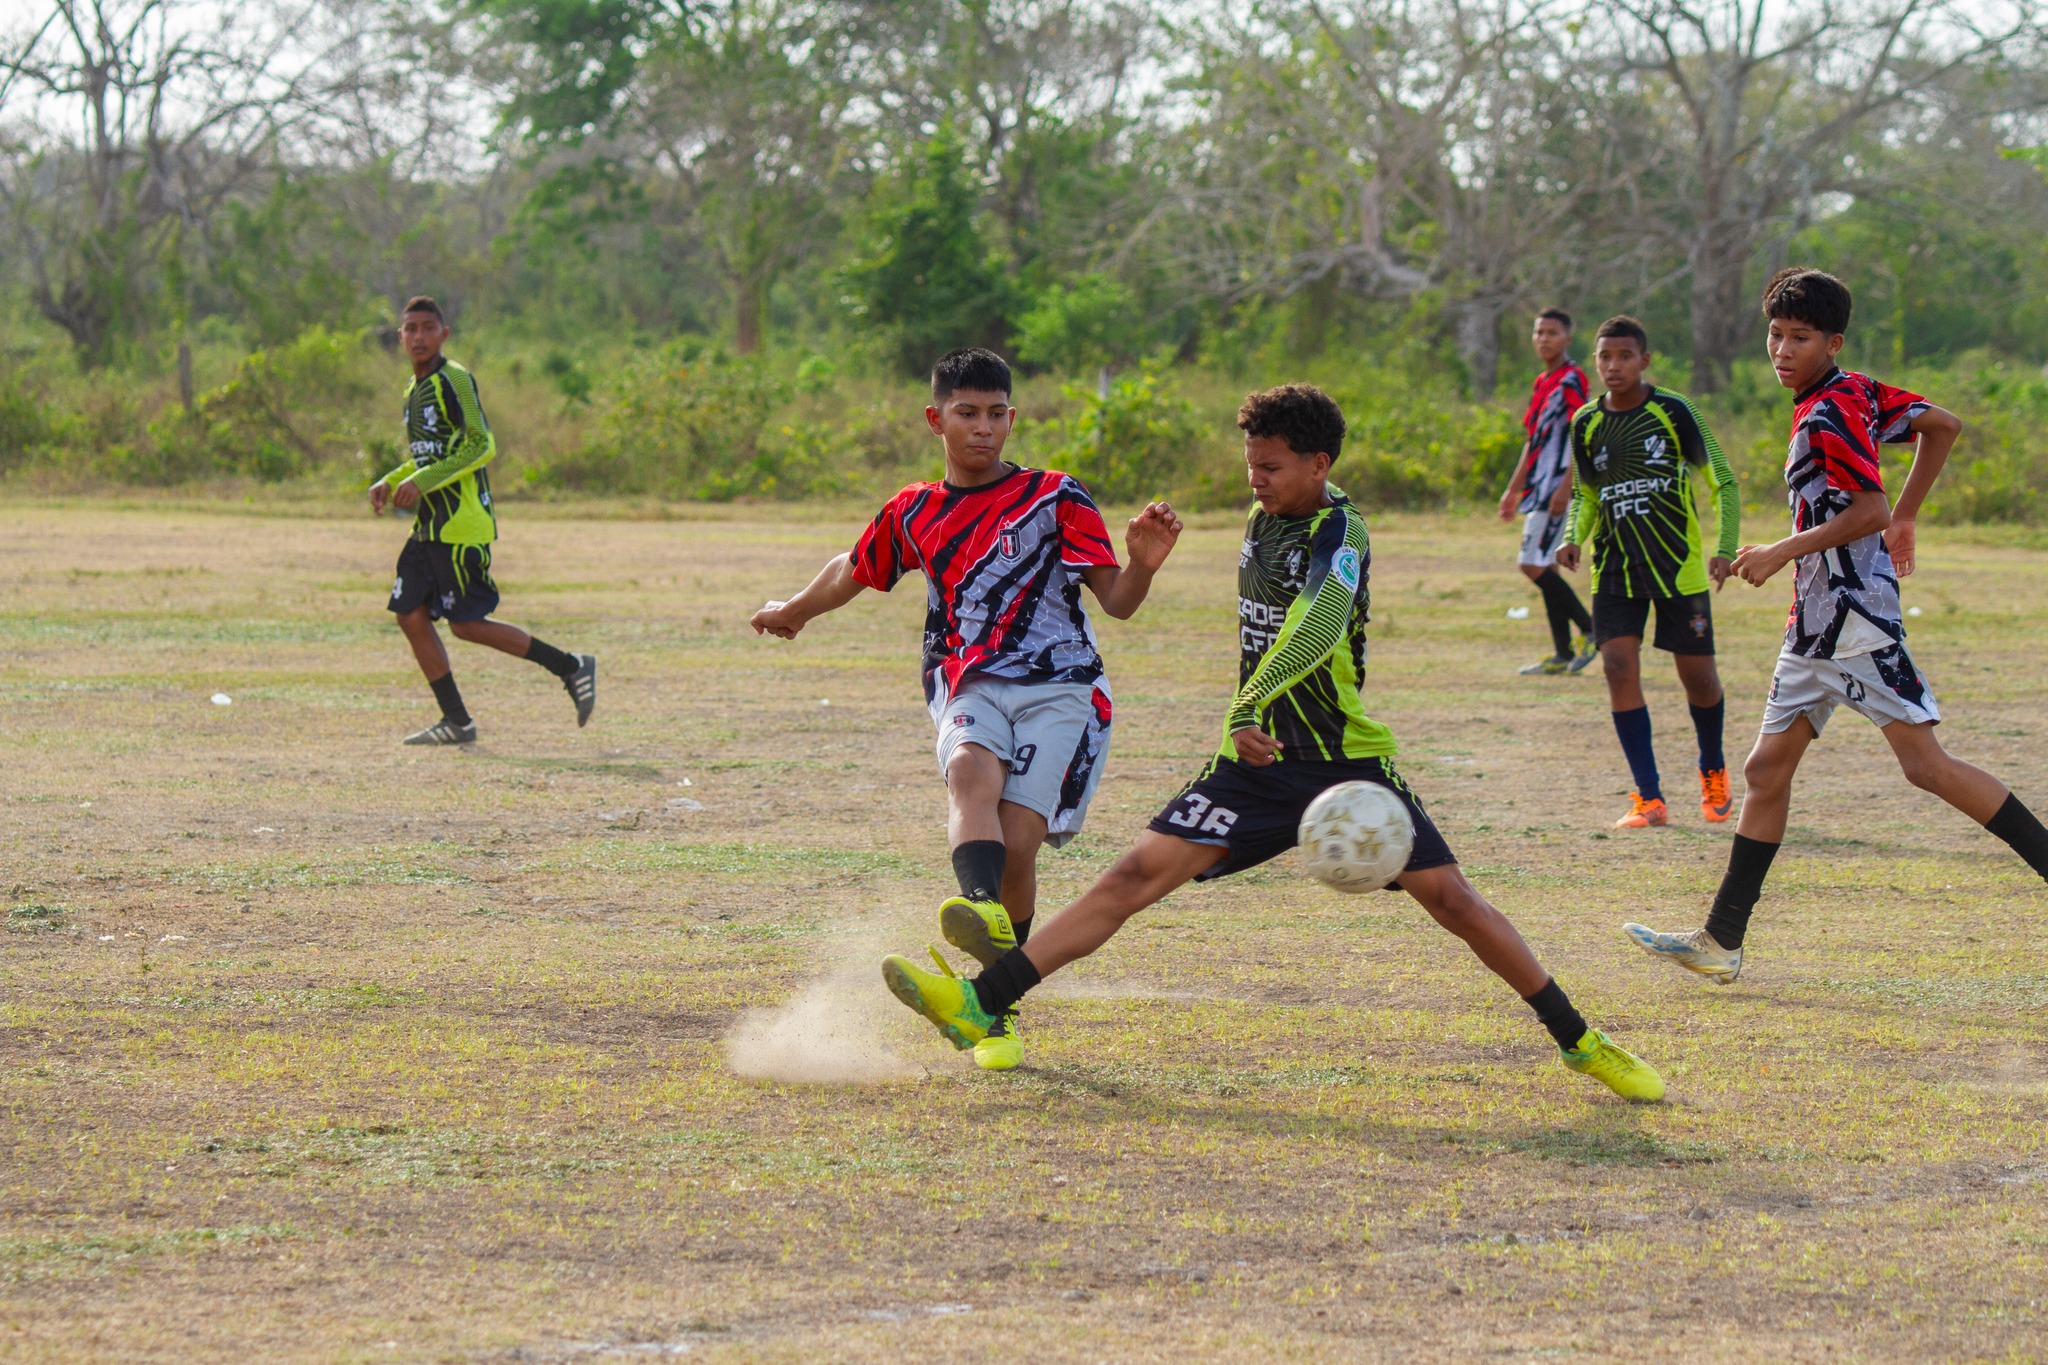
[
  {"xmin": 375, "ymin": 357, "xmax": 498, "ymax": 545},
  {"xmin": 1224, "ymin": 489, "xmax": 1397, "ymax": 762},
  {"xmin": 1563, "ymin": 386, "xmax": 1738, "ymax": 598}
]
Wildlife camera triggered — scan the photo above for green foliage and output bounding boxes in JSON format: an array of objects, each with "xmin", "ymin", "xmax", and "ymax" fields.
[
  {"xmin": 208, "ymin": 179, "xmax": 381, "ymax": 346},
  {"xmin": 1040, "ymin": 366, "xmax": 1209, "ymax": 503},
  {"xmin": 0, "ymin": 376, "xmax": 63, "ymax": 474},
  {"xmin": 141, "ymin": 328, "xmax": 378, "ymax": 484},
  {"xmin": 1012, "ymin": 275, "xmax": 1151, "ymax": 376}
]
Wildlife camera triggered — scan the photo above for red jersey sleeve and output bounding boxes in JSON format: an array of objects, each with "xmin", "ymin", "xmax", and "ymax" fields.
[
  {"xmin": 1808, "ymin": 394, "xmax": 1884, "ymax": 494},
  {"xmin": 1872, "ymin": 381, "xmax": 1930, "ymax": 444},
  {"xmin": 1055, "ymin": 479, "xmax": 1119, "ymax": 569},
  {"xmin": 849, "ymin": 489, "xmax": 919, "ymax": 591}
]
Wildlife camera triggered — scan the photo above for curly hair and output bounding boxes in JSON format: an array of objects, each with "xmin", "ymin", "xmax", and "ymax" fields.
[
  {"xmin": 1236, "ymin": 383, "xmax": 1345, "ymax": 463},
  {"xmin": 1762, "ymin": 267, "xmax": 1853, "ymax": 336}
]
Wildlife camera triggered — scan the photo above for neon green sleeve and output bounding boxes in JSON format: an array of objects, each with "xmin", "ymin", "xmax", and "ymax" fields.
[
  {"xmin": 398, "ymin": 370, "xmax": 496, "ymax": 493},
  {"xmin": 1225, "ymin": 514, "xmax": 1363, "ymax": 735},
  {"xmin": 1676, "ymin": 395, "xmax": 1740, "ymax": 558}
]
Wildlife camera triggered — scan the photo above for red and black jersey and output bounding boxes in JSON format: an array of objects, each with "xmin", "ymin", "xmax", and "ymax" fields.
[
  {"xmin": 1517, "ymin": 360, "xmax": 1589, "ymax": 512},
  {"xmin": 1783, "ymin": 368, "xmax": 1927, "ymax": 658},
  {"xmin": 850, "ymin": 465, "xmax": 1119, "ymax": 705}
]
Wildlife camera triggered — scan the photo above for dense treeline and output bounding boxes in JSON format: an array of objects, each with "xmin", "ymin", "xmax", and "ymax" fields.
[{"xmin": 8, "ymin": 0, "xmax": 2048, "ymax": 514}]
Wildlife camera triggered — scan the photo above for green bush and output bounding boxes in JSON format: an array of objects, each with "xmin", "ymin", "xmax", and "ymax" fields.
[
  {"xmin": 0, "ymin": 376, "xmax": 61, "ymax": 473},
  {"xmin": 144, "ymin": 327, "xmax": 377, "ymax": 484},
  {"xmin": 1040, "ymin": 365, "xmax": 1209, "ymax": 503}
]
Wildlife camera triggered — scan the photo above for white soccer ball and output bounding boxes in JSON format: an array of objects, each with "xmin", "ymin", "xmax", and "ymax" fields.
[{"xmin": 1299, "ymin": 781, "xmax": 1416, "ymax": 894}]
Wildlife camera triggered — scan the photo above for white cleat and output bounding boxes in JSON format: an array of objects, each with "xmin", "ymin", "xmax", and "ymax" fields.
[{"xmin": 1623, "ymin": 922, "xmax": 1742, "ymax": 985}]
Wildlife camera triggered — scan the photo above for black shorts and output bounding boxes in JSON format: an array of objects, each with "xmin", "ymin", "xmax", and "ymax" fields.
[
  {"xmin": 389, "ymin": 539, "xmax": 500, "ymax": 623},
  {"xmin": 1591, "ymin": 590, "xmax": 1714, "ymax": 655},
  {"xmin": 1146, "ymin": 754, "xmax": 1457, "ymax": 889}
]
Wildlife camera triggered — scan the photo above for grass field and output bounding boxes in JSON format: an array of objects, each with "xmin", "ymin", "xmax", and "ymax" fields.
[{"xmin": 2, "ymin": 502, "xmax": 2046, "ymax": 1363}]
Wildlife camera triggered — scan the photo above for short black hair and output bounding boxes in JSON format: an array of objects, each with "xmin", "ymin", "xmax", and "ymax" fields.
[
  {"xmin": 931, "ymin": 347, "xmax": 1012, "ymax": 401},
  {"xmin": 1536, "ymin": 308, "xmax": 1573, "ymax": 330},
  {"xmin": 1762, "ymin": 267, "xmax": 1853, "ymax": 336},
  {"xmin": 402, "ymin": 295, "xmax": 444, "ymax": 321},
  {"xmin": 1237, "ymin": 382, "xmax": 1345, "ymax": 464},
  {"xmin": 1595, "ymin": 315, "xmax": 1650, "ymax": 352}
]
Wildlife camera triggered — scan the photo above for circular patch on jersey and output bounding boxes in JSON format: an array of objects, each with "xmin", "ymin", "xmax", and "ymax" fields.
[{"xmin": 1332, "ymin": 546, "xmax": 1362, "ymax": 591}]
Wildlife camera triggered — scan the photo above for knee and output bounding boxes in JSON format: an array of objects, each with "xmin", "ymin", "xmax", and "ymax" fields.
[
  {"xmin": 1520, "ymin": 564, "xmax": 1546, "ymax": 583},
  {"xmin": 1600, "ymin": 650, "xmax": 1634, "ymax": 684},
  {"xmin": 945, "ymin": 746, "xmax": 1004, "ymax": 797},
  {"xmin": 1742, "ymin": 751, "xmax": 1788, "ymax": 797},
  {"xmin": 1898, "ymin": 753, "xmax": 1946, "ymax": 792},
  {"xmin": 395, "ymin": 609, "xmax": 431, "ymax": 636}
]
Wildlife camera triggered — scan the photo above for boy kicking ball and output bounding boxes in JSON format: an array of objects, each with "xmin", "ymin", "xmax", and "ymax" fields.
[
  {"xmin": 1626, "ymin": 268, "xmax": 2048, "ymax": 984},
  {"xmin": 370, "ymin": 296, "xmax": 595, "ymax": 744},
  {"xmin": 751, "ymin": 347, "xmax": 1181, "ymax": 1071},
  {"xmin": 881, "ymin": 383, "xmax": 1665, "ymax": 1102}
]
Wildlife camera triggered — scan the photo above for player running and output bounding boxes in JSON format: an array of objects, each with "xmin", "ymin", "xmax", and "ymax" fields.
[
  {"xmin": 1554, "ymin": 316, "xmax": 1739, "ymax": 828},
  {"xmin": 1625, "ymin": 268, "xmax": 2048, "ymax": 984},
  {"xmin": 1496, "ymin": 309, "xmax": 1595, "ymax": 676},
  {"xmin": 369, "ymin": 296, "xmax": 595, "ymax": 745},
  {"xmin": 880, "ymin": 382, "xmax": 1665, "ymax": 1102},
  {"xmin": 750, "ymin": 346, "xmax": 1181, "ymax": 1072}
]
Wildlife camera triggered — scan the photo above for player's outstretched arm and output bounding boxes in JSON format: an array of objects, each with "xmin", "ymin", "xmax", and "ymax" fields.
[
  {"xmin": 751, "ymin": 552, "xmax": 865, "ymax": 640},
  {"xmin": 1887, "ymin": 405, "xmax": 1962, "ymax": 577},
  {"xmin": 1081, "ymin": 501, "xmax": 1184, "ymax": 620},
  {"xmin": 1732, "ymin": 489, "xmax": 1889, "ymax": 587}
]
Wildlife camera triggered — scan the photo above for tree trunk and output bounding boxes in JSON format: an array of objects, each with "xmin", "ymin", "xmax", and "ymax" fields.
[
  {"xmin": 1687, "ymin": 229, "xmax": 1757, "ymax": 395},
  {"xmin": 733, "ymin": 281, "xmax": 763, "ymax": 356},
  {"xmin": 1453, "ymin": 294, "xmax": 1507, "ymax": 399},
  {"xmin": 177, "ymin": 341, "xmax": 194, "ymax": 408}
]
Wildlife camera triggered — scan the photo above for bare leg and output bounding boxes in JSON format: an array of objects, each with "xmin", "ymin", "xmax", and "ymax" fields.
[
  {"xmin": 1518, "ymin": 563, "xmax": 1545, "ymax": 583},
  {"xmin": 1394, "ymin": 864, "xmax": 1549, "ymax": 997},
  {"xmin": 395, "ymin": 606, "xmax": 452, "ymax": 681},
  {"xmin": 1883, "ymin": 722, "xmax": 2009, "ymax": 823},
  {"xmin": 448, "ymin": 617, "xmax": 534, "ymax": 657},
  {"xmin": 1601, "ymin": 635, "xmax": 1645, "ymax": 710},
  {"xmin": 1736, "ymin": 722, "xmax": 1813, "ymax": 843},
  {"xmin": 997, "ymin": 799, "xmax": 1048, "ymax": 925},
  {"xmin": 944, "ymin": 744, "xmax": 1008, "ymax": 847},
  {"xmin": 1673, "ymin": 652, "xmax": 1724, "ymax": 708},
  {"xmin": 1022, "ymin": 832, "xmax": 1228, "ymax": 977}
]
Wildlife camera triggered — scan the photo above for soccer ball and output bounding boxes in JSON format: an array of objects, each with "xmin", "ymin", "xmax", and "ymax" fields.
[{"xmin": 1299, "ymin": 781, "xmax": 1416, "ymax": 894}]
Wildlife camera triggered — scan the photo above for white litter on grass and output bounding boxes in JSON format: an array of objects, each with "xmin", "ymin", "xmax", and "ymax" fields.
[
  {"xmin": 159, "ymin": 935, "xmax": 185, "ymax": 943},
  {"xmin": 1505, "ymin": 606, "xmax": 1530, "ymax": 620},
  {"xmin": 678, "ymin": 778, "xmax": 693, "ymax": 787},
  {"xmin": 1908, "ymin": 606, "xmax": 1924, "ymax": 617},
  {"xmin": 77, "ymin": 802, "xmax": 91, "ymax": 809},
  {"xmin": 726, "ymin": 927, "xmax": 926, "ymax": 1084},
  {"xmin": 666, "ymin": 798, "xmax": 704, "ymax": 811},
  {"xmin": 252, "ymin": 826, "xmax": 275, "ymax": 833},
  {"xmin": 819, "ymin": 698, "xmax": 832, "ymax": 707},
  {"xmin": 98, "ymin": 935, "xmax": 113, "ymax": 942},
  {"xmin": 211, "ymin": 693, "xmax": 232, "ymax": 706}
]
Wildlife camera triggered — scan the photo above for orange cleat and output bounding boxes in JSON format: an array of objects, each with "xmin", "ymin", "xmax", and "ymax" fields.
[
  {"xmin": 1615, "ymin": 793, "xmax": 1668, "ymax": 828},
  {"xmin": 1700, "ymin": 767, "xmax": 1733, "ymax": 823}
]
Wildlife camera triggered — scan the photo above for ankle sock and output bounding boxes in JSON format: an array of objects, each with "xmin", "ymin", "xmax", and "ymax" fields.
[
  {"xmin": 1611, "ymin": 707, "xmax": 1661, "ymax": 803},
  {"xmin": 1702, "ymin": 833, "xmax": 1779, "ymax": 950},
  {"xmin": 971, "ymin": 947, "xmax": 1041, "ymax": 1016},
  {"xmin": 1013, "ymin": 915, "xmax": 1032, "ymax": 947},
  {"xmin": 1522, "ymin": 977, "xmax": 1589, "ymax": 1051},
  {"xmin": 429, "ymin": 673, "xmax": 470, "ymax": 726},
  {"xmin": 951, "ymin": 840, "xmax": 1007, "ymax": 904},
  {"xmin": 1985, "ymin": 793, "xmax": 2048, "ymax": 881},
  {"xmin": 525, "ymin": 636, "xmax": 579, "ymax": 679},
  {"xmin": 1690, "ymin": 698, "xmax": 1726, "ymax": 773}
]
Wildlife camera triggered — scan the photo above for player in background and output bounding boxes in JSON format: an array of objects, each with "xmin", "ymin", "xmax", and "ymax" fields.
[
  {"xmin": 880, "ymin": 383, "xmax": 1665, "ymax": 1102},
  {"xmin": 1554, "ymin": 317, "xmax": 1739, "ymax": 829},
  {"xmin": 750, "ymin": 347, "xmax": 1182, "ymax": 1072},
  {"xmin": 1625, "ymin": 268, "xmax": 2048, "ymax": 984},
  {"xmin": 369, "ymin": 296, "xmax": 595, "ymax": 744},
  {"xmin": 1497, "ymin": 309, "xmax": 1596, "ymax": 675}
]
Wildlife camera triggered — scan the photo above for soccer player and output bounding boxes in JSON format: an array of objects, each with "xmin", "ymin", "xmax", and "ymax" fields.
[
  {"xmin": 369, "ymin": 296, "xmax": 596, "ymax": 744},
  {"xmin": 1497, "ymin": 309, "xmax": 1595, "ymax": 676},
  {"xmin": 1624, "ymin": 268, "xmax": 2048, "ymax": 984},
  {"xmin": 879, "ymin": 383, "xmax": 1665, "ymax": 1102},
  {"xmin": 749, "ymin": 346, "xmax": 1182, "ymax": 1072},
  {"xmin": 1554, "ymin": 316, "xmax": 1739, "ymax": 828}
]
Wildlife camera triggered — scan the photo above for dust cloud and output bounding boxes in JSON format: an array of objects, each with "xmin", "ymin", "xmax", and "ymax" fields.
[{"xmin": 724, "ymin": 933, "xmax": 932, "ymax": 1084}]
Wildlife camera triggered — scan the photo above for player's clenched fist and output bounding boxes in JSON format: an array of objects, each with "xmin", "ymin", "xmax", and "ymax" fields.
[
  {"xmin": 1125, "ymin": 500, "xmax": 1183, "ymax": 570},
  {"xmin": 751, "ymin": 600, "xmax": 804, "ymax": 639},
  {"xmin": 368, "ymin": 482, "xmax": 391, "ymax": 514}
]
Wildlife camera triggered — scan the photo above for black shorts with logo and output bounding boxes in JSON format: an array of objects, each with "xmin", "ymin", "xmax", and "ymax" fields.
[
  {"xmin": 1146, "ymin": 754, "xmax": 1457, "ymax": 889},
  {"xmin": 389, "ymin": 539, "xmax": 501, "ymax": 623},
  {"xmin": 1591, "ymin": 590, "xmax": 1714, "ymax": 655}
]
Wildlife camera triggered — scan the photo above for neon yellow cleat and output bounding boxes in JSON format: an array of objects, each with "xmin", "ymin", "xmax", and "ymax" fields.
[
  {"xmin": 974, "ymin": 1012, "xmax": 1022, "ymax": 1071},
  {"xmin": 940, "ymin": 896, "xmax": 1016, "ymax": 967},
  {"xmin": 881, "ymin": 950, "xmax": 996, "ymax": 1050},
  {"xmin": 1561, "ymin": 1029, "xmax": 1666, "ymax": 1102}
]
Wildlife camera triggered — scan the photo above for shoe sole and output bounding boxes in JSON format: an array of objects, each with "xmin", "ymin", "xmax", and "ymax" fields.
[
  {"xmin": 1623, "ymin": 925, "xmax": 1740, "ymax": 985},
  {"xmin": 973, "ymin": 1039, "xmax": 1022, "ymax": 1071},
  {"xmin": 880, "ymin": 958, "xmax": 976, "ymax": 1050},
  {"xmin": 940, "ymin": 902, "xmax": 1011, "ymax": 968}
]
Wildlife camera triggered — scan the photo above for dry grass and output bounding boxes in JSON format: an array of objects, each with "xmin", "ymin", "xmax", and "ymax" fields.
[{"xmin": 1, "ymin": 502, "xmax": 2044, "ymax": 1363}]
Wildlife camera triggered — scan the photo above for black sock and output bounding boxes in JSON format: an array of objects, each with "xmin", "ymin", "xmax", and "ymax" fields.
[
  {"xmin": 1533, "ymin": 569, "xmax": 1585, "ymax": 657},
  {"xmin": 951, "ymin": 840, "xmax": 1007, "ymax": 903},
  {"xmin": 1985, "ymin": 793, "xmax": 2048, "ymax": 881},
  {"xmin": 1611, "ymin": 707, "xmax": 1661, "ymax": 803},
  {"xmin": 1690, "ymin": 698, "xmax": 1726, "ymax": 773},
  {"xmin": 1703, "ymin": 834, "xmax": 1779, "ymax": 950},
  {"xmin": 970, "ymin": 947, "xmax": 1041, "ymax": 1016},
  {"xmin": 1522, "ymin": 977, "xmax": 1589, "ymax": 1051},
  {"xmin": 1013, "ymin": 915, "xmax": 1032, "ymax": 946},
  {"xmin": 524, "ymin": 636, "xmax": 579, "ymax": 679},
  {"xmin": 429, "ymin": 673, "xmax": 470, "ymax": 726}
]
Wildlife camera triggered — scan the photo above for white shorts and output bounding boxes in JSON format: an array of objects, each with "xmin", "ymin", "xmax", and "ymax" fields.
[
  {"xmin": 1760, "ymin": 644, "xmax": 1942, "ymax": 737},
  {"xmin": 1518, "ymin": 509, "xmax": 1566, "ymax": 568},
  {"xmin": 933, "ymin": 677, "xmax": 1111, "ymax": 847}
]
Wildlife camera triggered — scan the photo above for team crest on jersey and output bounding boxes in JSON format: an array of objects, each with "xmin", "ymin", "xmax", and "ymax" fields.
[
  {"xmin": 1285, "ymin": 547, "xmax": 1307, "ymax": 585},
  {"xmin": 1332, "ymin": 546, "xmax": 1361, "ymax": 591},
  {"xmin": 999, "ymin": 527, "xmax": 1020, "ymax": 559},
  {"xmin": 1594, "ymin": 445, "xmax": 1611, "ymax": 472},
  {"xmin": 421, "ymin": 406, "xmax": 437, "ymax": 431},
  {"xmin": 1645, "ymin": 435, "xmax": 1670, "ymax": 465},
  {"xmin": 951, "ymin": 712, "xmax": 977, "ymax": 727},
  {"xmin": 1239, "ymin": 538, "xmax": 1256, "ymax": 567}
]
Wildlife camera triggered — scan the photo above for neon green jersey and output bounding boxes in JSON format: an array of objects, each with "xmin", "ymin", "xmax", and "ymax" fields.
[
  {"xmin": 1223, "ymin": 489, "xmax": 1397, "ymax": 762},
  {"xmin": 1563, "ymin": 386, "xmax": 1738, "ymax": 597},
  {"xmin": 375, "ymin": 357, "xmax": 498, "ymax": 545}
]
